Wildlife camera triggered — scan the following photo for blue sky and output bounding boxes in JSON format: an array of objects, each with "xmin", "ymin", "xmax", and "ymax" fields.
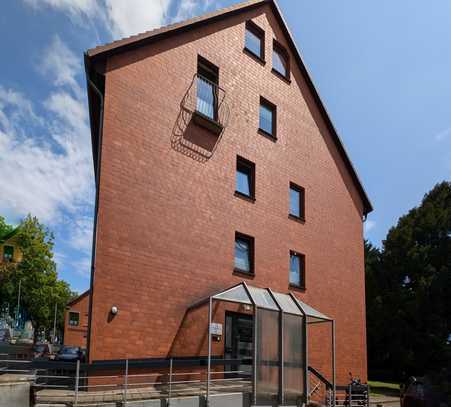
[{"xmin": 1, "ymin": 0, "xmax": 450, "ymax": 293}]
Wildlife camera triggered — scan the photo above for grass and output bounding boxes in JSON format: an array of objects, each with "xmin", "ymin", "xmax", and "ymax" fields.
[{"xmin": 368, "ymin": 381, "xmax": 400, "ymax": 397}]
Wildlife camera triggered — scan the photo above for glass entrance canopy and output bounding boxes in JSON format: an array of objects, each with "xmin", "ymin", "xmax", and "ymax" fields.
[{"xmin": 187, "ymin": 282, "xmax": 335, "ymax": 406}]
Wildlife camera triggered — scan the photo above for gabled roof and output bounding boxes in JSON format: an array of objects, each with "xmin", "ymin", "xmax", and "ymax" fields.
[
  {"xmin": 0, "ymin": 228, "xmax": 19, "ymax": 244},
  {"xmin": 85, "ymin": 0, "xmax": 373, "ymax": 215},
  {"xmin": 67, "ymin": 290, "xmax": 90, "ymax": 307}
]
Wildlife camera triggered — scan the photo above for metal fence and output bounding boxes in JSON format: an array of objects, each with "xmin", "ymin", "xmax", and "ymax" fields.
[{"xmin": 1, "ymin": 356, "xmax": 251, "ymax": 406}]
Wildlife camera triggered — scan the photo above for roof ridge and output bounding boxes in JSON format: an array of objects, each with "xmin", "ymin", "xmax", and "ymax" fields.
[{"xmin": 87, "ymin": 0, "xmax": 267, "ymax": 57}]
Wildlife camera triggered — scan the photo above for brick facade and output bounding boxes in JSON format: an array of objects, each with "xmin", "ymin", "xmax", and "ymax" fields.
[
  {"xmin": 87, "ymin": 1, "xmax": 370, "ymax": 385},
  {"xmin": 64, "ymin": 291, "xmax": 89, "ymax": 348}
]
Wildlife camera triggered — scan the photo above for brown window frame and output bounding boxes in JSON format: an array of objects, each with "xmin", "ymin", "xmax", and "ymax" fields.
[
  {"xmin": 258, "ymin": 96, "xmax": 277, "ymax": 140},
  {"xmin": 3, "ymin": 245, "xmax": 14, "ymax": 262},
  {"xmin": 234, "ymin": 231, "xmax": 255, "ymax": 276},
  {"xmin": 289, "ymin": 250, "xmax": 305, "ymax": 290},
  {"xmin": 235, "ymin": 155, "xmax": 256, "ymax": 201},
  {"xmin": 272, "ymin": 39, "xmax": 290, "ymax": 82},
  {"xmin": 244, "ymin": 20, "xmax": 265, "ymax": 63},
  {"xmin": 68, "ymin": 311, "xmax": 80, "ymax": 327},
  {"xmin": 289, "ymin": 182, "xmax": 305, "ymax": 222}
]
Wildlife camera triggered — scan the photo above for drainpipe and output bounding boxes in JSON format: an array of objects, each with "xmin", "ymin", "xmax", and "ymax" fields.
[{"xmin": 84, "ymin": 54, "xmax": 105, "ymax": 363}]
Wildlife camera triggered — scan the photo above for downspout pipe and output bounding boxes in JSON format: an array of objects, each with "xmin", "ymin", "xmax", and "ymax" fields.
[{"xmin": 84, "ymin": 53, "xmax": 105, "ymax": 363}]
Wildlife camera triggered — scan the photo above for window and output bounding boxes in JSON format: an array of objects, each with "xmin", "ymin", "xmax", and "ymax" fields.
[
  {"xmin": 259, "ymin": 97, "xmax": 276, "ymax": 138},
  {"xmin": 290, "ymin": 251, "xmax": 305, "ymax": 288},
  {"xmin": 3, "ymin": 245, "xmax": 13, "ymax": 262},
  {"xmin": 272, "ymin": 40, "xmax": 289, "ymax": 79},
  {"xmin": 235, "ymin": 232, "xmax": 254, "ymax": 274},
  {"xmin": 197, "ymin": 56, "xmax": 219, "ymax": 121},
  {"xmin": 236, "ymin": 156, "xmax": 255, "ymax": 200},
  {"xmin": 289, "ymin": 183, "xmax": 305, "ymax": 220},
  {"xmin": 68, "ymin": 312, "xmax": 80, "ymax": 327},
  {"xmin": 244, "ymin": 20, "xmax": 265, "ymax": 61}
]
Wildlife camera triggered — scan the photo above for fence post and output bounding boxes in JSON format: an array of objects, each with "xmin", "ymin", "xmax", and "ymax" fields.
[
  {"xmin": 74, "ymin": 359, "xmax": 80, "ymax": 407},
  {"xmin": 123, "ymin": 359, "xmax": 129, "ymax": 406},
  {"xmin": 168, "ymin": 358, "xmax": 173, "ymax": 406}
]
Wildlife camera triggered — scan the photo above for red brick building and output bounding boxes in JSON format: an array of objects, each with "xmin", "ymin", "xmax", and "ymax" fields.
[
  {"xmin": 63, "ymin": 290, "xmax": 89, "ymax": 348},
  {"xmin": 84, "ymin": 0, "xmax": 372, "ymax": 401}
]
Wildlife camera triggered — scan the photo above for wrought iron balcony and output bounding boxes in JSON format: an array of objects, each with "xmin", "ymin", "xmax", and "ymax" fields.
[{"xmin": 181, "ymin": 73, "xmax": 230, "ymax": 135}]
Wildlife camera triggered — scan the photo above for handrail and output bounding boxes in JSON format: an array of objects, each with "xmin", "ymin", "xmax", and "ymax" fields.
[{"xmin": 308, "ymin": 366, "xmax": 333, "ymax": 390}]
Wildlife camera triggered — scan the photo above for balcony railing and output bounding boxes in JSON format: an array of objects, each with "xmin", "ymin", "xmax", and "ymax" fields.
[{"xmin": 181, "ymin": 74, "xmax": 230, "ymax": 135}]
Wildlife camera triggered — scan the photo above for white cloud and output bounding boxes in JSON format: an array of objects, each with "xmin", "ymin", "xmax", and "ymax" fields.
[
  {"xmin": 39, "ymin": 35, "xmax": 82, "ymax": 94},
  {"xmin": 69, "ymin": 217, "xmax": 94, "ymax": 253},
  {"xmin": 105, "ymin": 0, "xmax": 171, "ymax": 39},
  {"xmin": 364, "ymin": 220, "xmax": 376, "ymax": 233},
  {"xmin": 0, "ymin": 38, "xmax": 93, "ymax": 226},
  {"xmin": 23, "ymin": 0, "xmax": 221, "ymax": 40},
  {"xmin": 24, "ymin": 0, "xmax": 98, "ymax": 20}
]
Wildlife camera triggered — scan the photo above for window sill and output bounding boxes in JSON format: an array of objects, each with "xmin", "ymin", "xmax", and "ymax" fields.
[
  {"xmin": 243, "ymin": 47, "xmax": 266, "ymax": 65},
  {"xmin": 271, "ymin": 68, "xmax": 291, "ymax": 84},
  {"xmin": 192, "ymin": 110, "xmax": 223, "ymax": 135},
  {"xmin": 234, "ymin": 191, "xmax": 256, "ymax": 203},
  {"xmin": 288, "ymin": 214, "xmax": 305, "ymax": 224},
  {"xmin": 258, "ymin": 128, "xmax": 277, "ymax": 142},
  {"xmin": 233, "ymin": 268, "xmax": 255, "ymax": 278},
  {"xmin": 289, "ymin": 283, "xmax": 306, "ymax": 292}
]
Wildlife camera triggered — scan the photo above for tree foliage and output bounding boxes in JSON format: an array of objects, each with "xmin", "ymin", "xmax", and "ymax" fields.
[
  {"xmin": 366, "ymin": 181, "xmax": 451, "ymax": 378},
  {"xmin": 0, "ymin": 215, "xmax": 75, "ymax": 340}
]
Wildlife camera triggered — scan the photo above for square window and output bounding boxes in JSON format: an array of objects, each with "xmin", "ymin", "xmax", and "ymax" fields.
[
  {"xmin": 236, "ymin": 156, "xmax": 255, "ymax": 199},
  {"xmin": 259, "ymin": 97, "xmax": 276, "ymax": 138},
  {"xmin": 235, "ymin": 232, "xmax": 254, "ymax": 274},
  {"xmin": 3, "ymin": 245, "xmax": 14, "ymax": 262},
  {"xmin": 289, "ymin": 183, "xmax": 305, "ymax": 220},
  {"xmin": 69, "ymin": 312, "xmax": 80, "ymax": 327},
  {"xmin": 197, "ymin": 56, "xmax": 219, "ymax": 121},
  {"xmin": 290, "ymin": 251, "xmax": 305, "ymax": 288},
  {"xmin": 273, "ymin": 40, "xmax": 289, "ymax": 79},
  {"xmin": 245, "ymin": 21, "xmax": 265, "ymax": 60}
]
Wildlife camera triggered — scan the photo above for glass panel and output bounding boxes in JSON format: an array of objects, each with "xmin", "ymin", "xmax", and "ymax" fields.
[
  {"xmin": 283, "ymin": 313, "xmax": 305, "ymax": 404},
  {"xmin": 236, "ymin": 168, "xmax": 251, "ymax": 196},
  {"xmin": 290, "ymin": 254, "xmax": 300, "ymax": 286},
  {"xmin": 69, "ymin": 312, "xmax": 79, "ymax": 326},
  {"xmin": 235, "ymin": 238, "xmax": 250, "ymax": 272},
  {"xmin": 293, "ymin": 298, "xmax": 331, "ymax": 322},
  {"xmin": 290, "ymin": 187, "xmax": 300, "ymax": 217},
  {"xmin": 197, "ymin": 76, "xmax": 216, "ymax": 119},
  {"xmin": 256, "ymin": 309, "xmax": 280, "ymax": 405},
  {"xmin": 273, "ymin": 293, "xmax": 302, "ymax": 315},
  {"xmin": 3, "ymin": 245, "xmax": 14, "ymax": 261},
  {"xmin": 213, "ymin": 284, "xmax": 252, "ymax": 304},
  {"xmin": 245, "ymin": 28, "xmax": 262, "ymax": 58},
  {"xmin": 273, "ymin": 48, "xmax": 288, "ymax": 77},
  {"xmin": 247, "ymin": 286, "xmax": 278, "ymax": 310},
  {"xmin": 259, "ymin": 103, "xmax": 273, "ymax": 135}
]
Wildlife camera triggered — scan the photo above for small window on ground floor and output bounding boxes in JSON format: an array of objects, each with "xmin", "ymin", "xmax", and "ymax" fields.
[
  {"xmin": 69, "ymin": 312, "xmax": 80, "ymax": 326},
  {"xmin": 3, "ymin": 245, "xmax": 14, "ymax": 262}
]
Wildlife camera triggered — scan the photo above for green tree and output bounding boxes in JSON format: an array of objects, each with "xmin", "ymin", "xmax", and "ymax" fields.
[
  {"xmin": 0, "ymin": 215, "xmax": 75, "ymax": 341},
  {"xmin": 0, "ymin": 215, "xmax": 13, "ymax": 237},
  {"xmin": 366, "ymin": 181, "xmax": 451, "ymax": 378}
]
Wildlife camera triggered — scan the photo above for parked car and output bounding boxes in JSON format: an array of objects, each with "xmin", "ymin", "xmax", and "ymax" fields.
[
  {"xmin": 54, "ymin": 346, "xmax": 86, "ymax": 362},
  {"xmin": 401, "ymin": 376, "xmax": 449, "ymax": 407},
  {"xmin": 0, "ymin": 328, "xmax": 11, "ymax": 343},
  {"xmin": 32, "ymin": 343, "xmax": 52, "ymax": 359}
]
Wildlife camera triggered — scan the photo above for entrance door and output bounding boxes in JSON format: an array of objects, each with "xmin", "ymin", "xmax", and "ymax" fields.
[{"xmin": 224, "ymin": 312, "xmax": 253, "ymax": 378}]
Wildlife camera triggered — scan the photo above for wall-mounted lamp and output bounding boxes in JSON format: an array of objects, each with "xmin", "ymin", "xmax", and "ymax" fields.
[{"xmin": 111, "ymin": 306, "xmax": 118, "ymax": 315}]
